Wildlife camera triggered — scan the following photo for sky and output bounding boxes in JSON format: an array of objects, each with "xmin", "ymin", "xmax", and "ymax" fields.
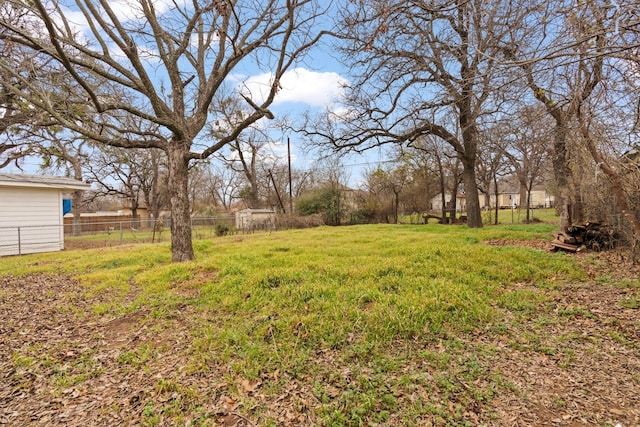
[
  {"xmin": 3, "ymin": 0, "xmax": 388, "ymax": 187},
  {"xmin": 231, "ymin": 45, "xmax": 387, "ymax": 187}
]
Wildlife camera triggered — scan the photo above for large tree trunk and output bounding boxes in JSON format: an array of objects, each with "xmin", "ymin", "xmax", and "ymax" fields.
[
  {"xmin": 393, "ymin": 191, "xmax": 399, "ymax": 224},
  {"xmin": 572, "ymin": 176, "xmax": 584, "ymax": 224},
  {"xmin": 459, "ymin": 111, "xmax": 483, "ymax": 228},
  {"xmin": 437, "ymin": 158, "xmax": 447, "ymax": 223},
  {"xmin": 518, "ymin": 175, "xmax": 528, "ymax": 222},
  {"xmin": 518, "ymin": 176, "xmax": 527, "ymax": 210},
  {"xmin": 552, "ymin": 122, "xmax": 572, "ymax": 231},
  {"xmin": 167, "ymin": 146, "xmax": 195, "ymax": 262},
  {"xmin": 461, "ymin": 162, "xmax": 482, "ymax": 228},
  {"xmin": 131, "ymin": 205, "xmax": 139, "ymax": 229},
  {"xmin": 247, "ymin": 183, "xmax": 260, "ymax": 208}
]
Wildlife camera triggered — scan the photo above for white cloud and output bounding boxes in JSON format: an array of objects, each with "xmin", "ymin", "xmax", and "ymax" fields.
[
  {"xmin": 265, "ymin": 140, "xmax": 295, "ymax": 165},
  {"xmin": 223, "ymin": 138, "xmax": 293, "ymax": 168},
  {"xmin": 101, "ymin": 0, "xmax": 174, "ymax": 22},
  {"xmin": 327, "ymin": 105, "xmax": 357, "ymax": 122},
  {"xmin": 240, "ymin": 68, "xmax": 348, "ymax": 108},
  {"xmin": 59, "ymin": 9, "xmax": 90, "ymax": 34}
]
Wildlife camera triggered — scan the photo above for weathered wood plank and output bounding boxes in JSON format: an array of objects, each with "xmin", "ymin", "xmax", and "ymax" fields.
[{"xmin": 551, "ymin": 239, "xmax": 580, "ymax": 252}]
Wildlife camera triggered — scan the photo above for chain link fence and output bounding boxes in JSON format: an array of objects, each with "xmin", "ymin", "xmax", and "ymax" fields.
[
  {"xmin": 64, "ymin": 216, "xmax": 237, "ymax": 248},
  {"xmin": 1, "ymin": 216, "xmax": 238, "ymax": 255}
]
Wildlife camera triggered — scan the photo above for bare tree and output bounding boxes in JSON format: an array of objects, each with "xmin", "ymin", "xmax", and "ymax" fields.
[
  {"xmin": 87, "ymin": 147, "xmax": 143, "ymax": 220},
  {"xmin": 206, "ymin": 93, "xmax": 271, "ymax": 209},
  {"xmin": 387, "ymin": 165, "xmax": 409, "ymax": 224},
  {"xmin": 475, "ymin": 128, "xmax": 511, "ymax": 225},
  {"xmin": 501, "ymin": 0, "xmax": 619, "ymax": 230},
  {"xmin": 393, "ymin": 145, "xmax": 440, "ymax": 216},
  {"xmin": 577, "ymin": 107, "xmax": 640, "ymax": 242},
  {"xmin": 0, "ymin": 0, "xmax": 327, "ymax": 261},
  {"xmin": 212, "ymin": 127, "xmax": 272, "ymax": 209},
  {"xmin": 403, "ymin": 136, "xmax": 462, "ymax": 223},
  {"xmin": 38, "ymin": 130, "xmax": 91, "ymax": 235},
  {"xmin": 309, "ymin": 0, "xmax": 532, "ymax": 228},
  {"xmin": 86, "ymin": 146, "xmax": 168, "ymax": 229},
  {"xmin": 190, "ymin": 161, "xmax": 241, "ymax": 213},
  {"xmin": 360, "ymin": 167, "xmax": 394, "ymax": 223},
  {"xmin": 501, "ymin": 107, "xmax": 553, "ymax": 222},
  {"xmin": 137, "ymin": 148, "xmax": 168, "ymax": 227},
  {"xmin": 501, "ymin": 0, "xmax": 640, "ymax": 239},
  {"xmin": 569, "ymin": 2, "xmax": 640, "ymax": 245}
]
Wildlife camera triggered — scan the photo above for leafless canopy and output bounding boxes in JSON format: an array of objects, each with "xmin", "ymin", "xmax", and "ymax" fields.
[
  {"xmin": 0, "ymin": 0, "xmax": 328, "ymax": 261},
  {"xmin": 0, "ymin": 0, "xmax": 327, "ymax": 153}
]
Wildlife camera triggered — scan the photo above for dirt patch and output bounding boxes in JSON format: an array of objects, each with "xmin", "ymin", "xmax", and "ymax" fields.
[
  {"xmin": 102, "ymin": 310, "xmax": 150, "ymax": 349},
  {"xmin": 485, "ymin": 237, "xmax": 555, "ymax": 251},
  {"xmin": 63, "ymin": 239, "xmax": 129, "ymax": 250}
]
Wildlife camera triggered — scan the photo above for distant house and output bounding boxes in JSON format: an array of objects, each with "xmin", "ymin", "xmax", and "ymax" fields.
[
  {"xmin": 429, "ymin": 193, "xmax": 467, "ymax": 213},
  {"xmin": 489, "ymin": 183, "xmax": 554, "ymax": 209},
  {"xmin": 484, "ymin": 175, "xmax": 555, "ymax": 209},
  {"xmin": 493, "ymin": 187, "xmax": 520, "ymax": 209},
  {"xmin": 0, "ymin": 173, "xmax": 90, "ymax": 256},
  {"xmin": 527, "ymin": 185, "xmax": 555, "ymax": 208},
  {"xmin": 235, "ymin": 208, "xmax": 276, "ymax": 231},
  {"xmin": 118, "ymin": 206, "xmax": 151, "ymax": 221}
]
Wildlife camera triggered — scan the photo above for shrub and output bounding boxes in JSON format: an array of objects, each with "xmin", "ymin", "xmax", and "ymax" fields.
[{"xmin": 215, "ymin": 224, "xmax": 230, "ymax": 236}]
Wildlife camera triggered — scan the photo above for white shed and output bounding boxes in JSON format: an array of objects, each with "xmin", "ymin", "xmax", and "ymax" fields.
[
  {"xmin": 0, "ymin": 173, "xmax": 90, "ymax": 256},
  {"xmin": 235, "ymin": 208, "xmax": 276, "ymax": 231}
]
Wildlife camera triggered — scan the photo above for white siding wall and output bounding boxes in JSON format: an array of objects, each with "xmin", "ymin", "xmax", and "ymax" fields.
[
  {"xmin": 235, "ymin": 211, "xmax": 250, "ymax": 230},
  {"xmin": 0, "ymin": 187, "xmax": 64, "ymax": 256},
  {"xmin": 528, "ymin": 190, "xmax": 548, "ymax": 208},
  {"xmin": 235, "ymin": 210, "xmax": 276, "ymax": 231}
]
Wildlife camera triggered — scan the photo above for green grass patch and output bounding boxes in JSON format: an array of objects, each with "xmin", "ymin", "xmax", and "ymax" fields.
[
  {"xmin": 1, "ymin": 222, "xmax": 590, "ymax": 424},
  {"xmin": 621, "ymin": 296, "xmax": 640, "ymax": 309}
]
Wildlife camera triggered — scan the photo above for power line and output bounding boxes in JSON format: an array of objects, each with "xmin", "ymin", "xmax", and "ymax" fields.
[{"xmin": 340, "ymin": 159, "xmax": 396, "ymax": 168}]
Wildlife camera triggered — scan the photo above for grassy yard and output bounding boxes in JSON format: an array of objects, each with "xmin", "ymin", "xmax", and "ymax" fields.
[
  {"xmin": 64, "ymin": 208, "xmax": 561, "ymax": 249},
  {"xmin": 1, "ymin": 222, "xmax": 639, "ymax": 426},
  {"xmin": 400, "ymin": 207, "xmax": 560, "ymax": 226}
]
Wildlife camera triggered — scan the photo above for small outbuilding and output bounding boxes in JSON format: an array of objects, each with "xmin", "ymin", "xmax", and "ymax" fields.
[
  {"xmin": 235, "ymin": 208, "xmax": 276, "ymax": 232},
  {"xmin": 0, "ymin": 173, "xmax": 90, "ymax": 256}
]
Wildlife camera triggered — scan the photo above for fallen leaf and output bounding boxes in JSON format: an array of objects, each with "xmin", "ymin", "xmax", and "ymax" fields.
[{"xmin": 239, "ymin": 378, "xmax": 261, "ymax": 394}]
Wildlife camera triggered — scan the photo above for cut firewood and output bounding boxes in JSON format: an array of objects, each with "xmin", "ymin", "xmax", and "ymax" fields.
[
  {"xmin": 551, "ymin": 239, "xmax": 579, "ymax": 252},
  {"xmin": 551, "ymin": 221, "xmax": 616, "ymax": 252}
]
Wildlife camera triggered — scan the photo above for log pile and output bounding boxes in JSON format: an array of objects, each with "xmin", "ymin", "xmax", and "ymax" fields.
[{"xmin": 551, "ymin": 221, "xmax": 616, "ymax": 252}]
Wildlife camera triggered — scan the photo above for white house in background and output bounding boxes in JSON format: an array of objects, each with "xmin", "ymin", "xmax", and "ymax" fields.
[
  {"xmin": 0, "ymin": 173, "xmax": 90, "ymax": 256},
  {"xmin": 235, "ymin": 208, "xmax": 276, "ymax": 231},
  {"xmin": 489, "ymin": 183, "xmax": 555, "ymax": 209},
  {"xmin": 429, "ymin": 193, "xmax": 467, "ymax": 213}
]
